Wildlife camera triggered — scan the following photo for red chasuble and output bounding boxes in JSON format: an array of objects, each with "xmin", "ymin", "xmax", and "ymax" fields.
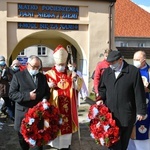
[{"xmin": 45, "ymin": 67, "xmax": 79, "ymax": 135}]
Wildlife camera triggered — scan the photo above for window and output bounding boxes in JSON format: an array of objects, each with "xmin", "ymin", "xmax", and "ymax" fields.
[
  {"xmin": 120, "ymin": 42, "xmax": 128, "ymax": 47},
  {"xmin": 138, "ymin": 43, "xmax": 145, "ymax": 47},
  {"xmin": 19, "ymin": 50, "xmax": 25, "ymax": 56},
  {"xmin": 37, "ymin": 45, "xmax": 47, "ymax": 56}
]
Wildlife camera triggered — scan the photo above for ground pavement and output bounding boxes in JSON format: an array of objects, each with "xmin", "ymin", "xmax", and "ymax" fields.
[{"xmin": 0, "ymin": 98, "xmax": 108, "ymax": 150}]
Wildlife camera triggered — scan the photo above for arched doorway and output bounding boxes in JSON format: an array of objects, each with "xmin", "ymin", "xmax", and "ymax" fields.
[{"xmin": 9, "ymin": 30, "xmax": 88, "ymax": 86}]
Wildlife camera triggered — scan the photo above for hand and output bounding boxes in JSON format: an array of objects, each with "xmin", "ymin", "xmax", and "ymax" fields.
[
  {"xmin": 48, "ymin": 81, "xmax": 57, "ymax": 88},
  {"xmin": 96, "ymin": 100, "xmax": 103, "ymax": 105},
  {"xmin": 144, "ymin": 87, "xmax": 150, "ymax": 93},
  {"xmin": 96, "ymin": 93, "xmax": 99, "ymax": 97},
  {"xmin": 30, "ymin": 89, "xmax": 36, "ymax": 100},
  {"xmin": 136, "ymin": 114, "xmax": 145, "ymax": 121}
]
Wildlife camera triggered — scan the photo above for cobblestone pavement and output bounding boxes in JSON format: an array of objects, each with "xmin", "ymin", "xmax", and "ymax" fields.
[{"xmin": 0, "ymin": 98, "xmax": 108, "ymax": 150}]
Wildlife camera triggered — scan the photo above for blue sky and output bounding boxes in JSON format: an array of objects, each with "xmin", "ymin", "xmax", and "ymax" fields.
[
  {"xmin": 131, "ymin": 0, "xmax": 150, "ymax": 13},
  {"xmin": 132, "ymin": 0, "xmax": 150, "ymax": 6}
]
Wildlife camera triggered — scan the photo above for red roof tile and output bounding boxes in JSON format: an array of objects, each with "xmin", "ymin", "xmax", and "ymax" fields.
[{"xmin": 115, "ymin": 0, "xmax": 150, "ymax": 37}]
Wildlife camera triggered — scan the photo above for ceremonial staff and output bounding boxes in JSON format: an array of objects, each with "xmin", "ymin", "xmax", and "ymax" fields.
[{"xmin": 66, "ymin": 45, "xmax": 82, "ymax": 148}]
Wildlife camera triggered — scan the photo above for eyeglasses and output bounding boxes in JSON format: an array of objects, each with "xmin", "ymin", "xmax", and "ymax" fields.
[{"xmin": 28, "ymin": 63, "xmax": 41, "ymax": 70}]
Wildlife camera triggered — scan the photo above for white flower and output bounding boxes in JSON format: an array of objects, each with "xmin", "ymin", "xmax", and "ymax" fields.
[
  {"xmin": 43, "ymin": 103, "xmax": 49, "ymax": 110},
  {"xmin": 28, "ymin": 118, "xmax": 35, "ymax": 125},
  {"xmin": 96, "ymin": 122, "xmax": 101, "ymax": 128},
  {"xmin": 104, "ymin": 125, "xmax": 110, "ymax": 132},
  {"xmin": 44, "ymin": 119, "xmax": 49, "ymax": 128},
  {"xmin": 90, "ymin": 133, "xmax": 95, "ymax": 139},
  {"xmin": 99, "ymin": 138, "xmax": 105, "ymax": 146},
  {"xmin": 28, "ymin": 138, "xmax": 36, "ymax": 146},
  {"xmin": 93, "ymin": 107, "xmax": 99, "ymax": 118},
  {"xmin": 42, "ymin": 99, "xmax": 47, "ymax": 103},
  {"xmin": 59, "ymin": 118, "xmax": 63, "ymax": 124},
  {"xmin": 86, "ymin": 117, "xmax": 91, "ymax": 122}
]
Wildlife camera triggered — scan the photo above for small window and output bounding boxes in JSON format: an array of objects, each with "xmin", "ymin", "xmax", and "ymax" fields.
[
  {"xmin": 120, "ymin": 43, "xmax": 128, "ymax": 47},
  {"xmin": 37, "ymin": 45, "xmax": 47, "ymax": 56},
  {"xmin": 138, "ymin": 43, "xmax": 145, "ymax": 47},
  {"xmin": 19, "ymin": 50, "xmax": 25, "ymax": 56}
]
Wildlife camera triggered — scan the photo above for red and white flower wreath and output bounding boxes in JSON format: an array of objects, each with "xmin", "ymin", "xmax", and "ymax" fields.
[
  {"xmin": 88, "ymin": 103, "xmax": 120, "ymax": 147},
  {"xmin": 21, "ymin": 100, "xmax": 61, "ymax": 147}
]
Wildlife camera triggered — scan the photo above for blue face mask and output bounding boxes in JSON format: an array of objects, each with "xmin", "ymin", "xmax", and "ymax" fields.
[
  {"xmin": 13, "ymin": 66, "xmax": 20, "ymax": 72},
  {"xmin": 29, "ymin": 69, "xmax": 39, "ymax": 76},
  {"xmin": 0, "ymin": 61, "xmax": 5, "ymax": 66}
]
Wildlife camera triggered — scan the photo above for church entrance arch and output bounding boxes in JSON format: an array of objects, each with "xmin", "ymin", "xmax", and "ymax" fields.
[{"xmin": 9, "ymin": 30, "xmax": 87, "ymax": 78}]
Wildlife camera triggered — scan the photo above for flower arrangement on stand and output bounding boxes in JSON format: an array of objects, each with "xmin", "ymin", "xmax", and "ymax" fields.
[
  {"xmin": 21, "ymin": 99, "xmax": 61, "ymax": 147},
  {"xmin": 88, "ymin": 103, "xmax": 120, "ymax": 147}
]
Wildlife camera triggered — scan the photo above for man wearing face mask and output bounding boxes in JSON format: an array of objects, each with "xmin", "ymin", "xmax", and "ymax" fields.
[
  {"xmin": 9, "ymin": 55, "xmax": 50, "ymax": 150},
  {"xmin": 97, "ymin": 50, "xmax": 147, "ymax": 150},
  {"xmin": 10, "ymin": 59, "xmax": 21, "ymax": 73},
  {"xmin": 0, "ymin": 55, "xmax": 13, "ymax": 119},
  {"xmin": 45, "ymin": 45, "xmax": 83, "ymax": 150},
  {"xmin": 8, "ymin": 59, "xmax": 21, "ymax": 120},
  {"xmin": 127, "ymin": 51, "xmax": 150, "ymax": 150}
]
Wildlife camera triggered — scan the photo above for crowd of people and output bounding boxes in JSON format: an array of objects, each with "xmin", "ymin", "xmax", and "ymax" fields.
[{"xmin": 0, "ymin": 46, "xmax": 150, "ymax": 150}]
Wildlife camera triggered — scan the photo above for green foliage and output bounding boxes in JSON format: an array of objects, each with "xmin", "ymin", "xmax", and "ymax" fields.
[{"xmin": 89, "ymin": 92, "xmax": 96, "ymax": 101}]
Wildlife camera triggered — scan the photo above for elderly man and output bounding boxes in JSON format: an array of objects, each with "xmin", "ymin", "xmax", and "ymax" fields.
[
  {"xmin": 127, "ymin": 51, "xmax": 150, "ymax": 150},
  {"xmin": 10, "ymin": 59, "xmax": 21, "ymax": 73},
  {"xmin": 45, "ymin": 45, "xmax": 82, "ymax": 150},
  {"xmin": 97, "ymin": 50, "xmax": 147, "ymax": 150},
  {"xmin": 9, "ymin": 55, "xmax": 50, "ymax": 150}
]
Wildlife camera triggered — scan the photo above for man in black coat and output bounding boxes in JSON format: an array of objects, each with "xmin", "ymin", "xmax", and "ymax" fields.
[
  {"xmin": 97, "ymin": 50, "xmax": 147, "ymax": 150},
  {"xmin": 9, "ymin": 55, "xmax": 50, "ymax": 150}
]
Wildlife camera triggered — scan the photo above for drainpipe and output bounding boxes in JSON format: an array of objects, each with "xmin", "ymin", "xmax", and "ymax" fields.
[{"xmin": 109, "ymin": 2, "xmax": 115, "ymax": 50}]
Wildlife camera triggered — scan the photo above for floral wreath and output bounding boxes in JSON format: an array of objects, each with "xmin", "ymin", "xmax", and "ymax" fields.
[
  {"xmin": 21, "ymin": 100, "xmax": 61, "ymax": 147},
  {"xmin": 88, "ymin": 103, "xmax": 120, "ymax": 147}
]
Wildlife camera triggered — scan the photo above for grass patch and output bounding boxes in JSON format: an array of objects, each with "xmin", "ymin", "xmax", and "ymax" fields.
[{"xmin": 89, "ymin": 92, "xmax": 96, "ymax": 101}]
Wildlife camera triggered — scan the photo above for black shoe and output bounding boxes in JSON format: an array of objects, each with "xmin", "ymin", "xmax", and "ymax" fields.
[
  {"xmin": 1, "ymin": 106, "xmax": 7, "ymax": 115},
  {"xmin": 60, "ymin": 146, "xmax": 71, "ymax": 150},
  {"xmin": 10, "ymin": 117, "xmax": 15, "ymax": 122}
]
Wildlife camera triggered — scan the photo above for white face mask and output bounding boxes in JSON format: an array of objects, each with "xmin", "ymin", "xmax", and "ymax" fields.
[
  {"xmin": 29, "ymin": 69, "xmax": 39, "ymax": 75},
  {"xmin": 68, "ymin": 66, "xmax": 75, "ymax": 72},
  {"xmin": 133, "ymin": 61, "xmax": 141, "ymax": 68},
  {"xmin": 110, "ymin": 62, "xmax": 120, "ymax": 71},
  {"xmin": 55, "ymin": 65, "xmax": 65, "ymax": 72}
]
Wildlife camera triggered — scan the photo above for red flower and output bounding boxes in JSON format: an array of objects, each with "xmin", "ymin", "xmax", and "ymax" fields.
[
  {"xmin": 88, "ymin": 103, "xmax": 120, "ymax": 147},
  {"xmin": 21, "ymin": 100, "xmax": 61, "ymax": 147}
]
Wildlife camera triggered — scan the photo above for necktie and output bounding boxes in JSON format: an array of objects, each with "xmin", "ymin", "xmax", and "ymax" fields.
[{"xmin": 32, "ymin": 75, "xmax": 37, "ymax": 84}]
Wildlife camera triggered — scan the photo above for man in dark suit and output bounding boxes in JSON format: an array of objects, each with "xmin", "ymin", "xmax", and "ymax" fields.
[
  {"xmin": 97, "ymin": 50, "xmax": 147, "ymax": 150},
  {"xmin": 9, "ymin": 55, "xmax": 50, "ymax": 150}
]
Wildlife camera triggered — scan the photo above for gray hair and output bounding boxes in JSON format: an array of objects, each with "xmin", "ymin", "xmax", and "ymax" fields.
[{"xmin": 27, "ymin": 55, "xmax": 42, "ymax": 67}]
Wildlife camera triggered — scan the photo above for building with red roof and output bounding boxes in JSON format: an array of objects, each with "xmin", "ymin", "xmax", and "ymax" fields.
[{"xmin": 115, "ymin": 0, "xmax": 150, "ymax": 58}]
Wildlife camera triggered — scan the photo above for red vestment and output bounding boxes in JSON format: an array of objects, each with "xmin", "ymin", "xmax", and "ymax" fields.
[{"xmin": 45, "ymin": 67, "xmax": 79, "ymax": 135}]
